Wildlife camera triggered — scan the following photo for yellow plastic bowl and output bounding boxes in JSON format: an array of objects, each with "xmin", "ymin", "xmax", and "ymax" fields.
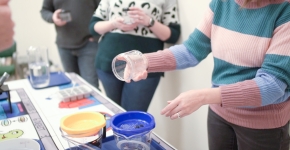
[{"xmin": 60, "ymin": 111, "xmax": 106, "ymax": 137}]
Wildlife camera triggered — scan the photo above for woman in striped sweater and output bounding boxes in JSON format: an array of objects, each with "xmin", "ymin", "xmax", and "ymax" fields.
[{"xmin": 120, "ymin": 0, "xmax": 290, "ymax": 149}]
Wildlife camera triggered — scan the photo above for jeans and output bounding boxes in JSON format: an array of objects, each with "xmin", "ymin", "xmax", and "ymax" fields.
[
  {"xmin": 97, "ymin": 69, "xmax": 161, "ymax": 111},
  {"xmin": 207, "ymin": 107, "xmax": 290, "ymax": 150},
  {"xmin": 58, "ymin": 41, "xmax": 99, "ymax": 89}
]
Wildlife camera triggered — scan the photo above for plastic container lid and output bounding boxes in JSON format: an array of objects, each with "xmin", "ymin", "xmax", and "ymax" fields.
[
  {"xmin": 111, "ymin": 111, "xmax": 155, "ymax": 137},
  {"xmin": 60, "ymin": 111, "xmax": 106, "ymax": 137}
]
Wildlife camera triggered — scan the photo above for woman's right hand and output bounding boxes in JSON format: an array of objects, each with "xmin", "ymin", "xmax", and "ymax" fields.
[
  {"xmin": 52, "ymin": 9, "xmax": 66, "ymax": 26},
  {"xmin": 111, "ymin": 17, "xmax": 138, "ymax": 32},
  {"xmin": 114, "ymin": 51, "xmax": 148, "ymax": 83}
]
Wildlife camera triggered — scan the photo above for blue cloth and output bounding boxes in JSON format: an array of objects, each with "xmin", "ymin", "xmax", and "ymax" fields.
[
  {"xmin": 58, "ymin": 41, "xmax": 99, "ymax": 89},
  {"xmin": 97, "ymin": 69, "xmax": 160, "ymax": 111},
  {"xmin": 66, "ymin": 135, "xmax": 166, "ymax": 150}
]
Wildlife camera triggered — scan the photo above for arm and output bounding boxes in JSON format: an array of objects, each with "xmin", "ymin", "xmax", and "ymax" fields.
[
  {"xmin": 89, "ymin": 0, "xmax": 110, "ymax": 35},
  {"xmin": 127, "ymin": 0, "xmax": 180, "ymax": 42},
  {"xmin": 40, "ymin": 0, "xmax": 54, "ymax": 23},
  {"xmin": 40, "ymin": 0, "xmax": 66, "ymax": 26},
  {"xmin": 219, "ymin": 20, "xmax": 290, "ymax": 108},
  {"xmin": 89, "ymin": 0, "xmax": 138, "ymax": 35},
  {"xmin": 122, "ymin": 2, "xmax": 212, "ymax": 83},
  {"xmin": 144, "ymin": 5, "xmax": 214, "ymax": 72},
  {"xmin": 89, "ymin": 0, "xmax": 112, "ymax": 34},
  {"xmin": 151, "ymin": 0, "xmax": 180, "ymax": 43},
  {"xmin": 0, "ymin": 0, "xmax": 14, "ymax": 51}
]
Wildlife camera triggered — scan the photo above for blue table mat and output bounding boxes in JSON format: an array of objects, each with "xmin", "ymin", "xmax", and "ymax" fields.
[
  {"xmin": 28, "ymin": 72, "xmax": 71, "ymax": 89},
  {"xmin": 0, "ymin": 92, "xmax": 8, "ymax": 100}
]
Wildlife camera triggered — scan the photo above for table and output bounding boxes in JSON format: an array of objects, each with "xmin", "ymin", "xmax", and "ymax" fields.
[{"xmin": 0, "ymin": 72, "xmax": 176, "ymax": 150}]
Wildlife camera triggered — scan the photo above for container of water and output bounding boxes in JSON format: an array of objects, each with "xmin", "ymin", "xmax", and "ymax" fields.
[
  {"xmin": 111, "ymin": 111, "xmax": 155, "ymax": 150},
  {"xmin": 27, "ymin": 46, "xmax": 50, "ymax": 88}
]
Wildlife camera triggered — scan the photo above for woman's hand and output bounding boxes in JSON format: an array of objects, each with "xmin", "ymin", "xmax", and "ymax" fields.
[
  {"xmin": 161, "ymin": 90, "xmax": 206, "ymax": 120},
  {"xmin": 52, "ymin": 9, "xmax": 66, "ymax": 26},
  {"xmin": 127, "ymin": 7, "xmax": 151, "ymax": 26},
  {"xmin": 161, "ymin": 88, "xmax": 221, "ymax": 120},
  {"xmin": 111, "ymin": 17, "xmax": 138, "ymax": 31},
  {"xmin": 115, "ymin": 53, "xmax": 148, "ymax": 83}
]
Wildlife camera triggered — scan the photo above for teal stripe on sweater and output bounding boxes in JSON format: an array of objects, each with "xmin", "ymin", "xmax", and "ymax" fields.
[
  {"xmin": 213, "ymin": 0, "xmax": 289, "ymax": 37},
  {"xmin": 212, "ymin": 58, "xmax": 259, "ymax": 84},
  {"xmin": 183, "ymin": 29, "xmax": 211, "ymax": 62},
  {"xmin": 262, "ymin": 54, "xmax": 290, "ymax": 89}
]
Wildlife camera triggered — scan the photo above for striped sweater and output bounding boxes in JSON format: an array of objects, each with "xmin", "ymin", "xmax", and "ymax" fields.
[{"xmin": 145, "ymin": 0, "xmax": 290, "ymax": 129}]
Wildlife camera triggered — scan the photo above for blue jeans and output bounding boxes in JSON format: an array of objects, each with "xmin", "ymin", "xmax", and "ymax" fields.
[
  {"xmin": 97, "ymin": 69, "xmax": 161, "ymax": 111},
  {"xmin": 58, "ymin": 41, "xmax": 99, "ymax": 89},
  {"xmin": 207, "ymin": 107, "xmax": 290, "ymax": 150}
]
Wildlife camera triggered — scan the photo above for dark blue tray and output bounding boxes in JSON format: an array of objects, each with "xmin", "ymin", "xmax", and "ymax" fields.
[
  {"xmin": 0, "ymin": 92, "xmax": 8, "ymax": 100},
  {"xmin": 28, "ymin": 72, "xmax": 71, "ymax": 89},
  {"xmin": 67, "ymin": 135, "xmax": 166, "ymax": 150}
]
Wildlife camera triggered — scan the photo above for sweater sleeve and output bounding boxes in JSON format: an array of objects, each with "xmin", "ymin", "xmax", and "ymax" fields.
[
  {"xmin": 40, "ymin": 0, "xmax": 54, "ymax": 23},
  {"xmin": 220, "ymin": 18, "xmax": 290, "ymax": 108},
  {"xmin": 145, "ymin": 44, "xmax": 200, "ymax": 72},
  {"xmin": 89, "ymin": 0, "xmax": 109, "ymax": 36},
  {"xmin": 161, "ymin": 0, "xmax": 181, "ymax": 43}
]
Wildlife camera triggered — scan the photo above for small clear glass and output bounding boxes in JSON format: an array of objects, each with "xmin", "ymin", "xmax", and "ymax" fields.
[
  {"xmin": 27, "ymin": 46, "xmax": 50, "ymax": 88},
  {"xmin": 112, "ymin": 50, "xmax": 147, "ymax": 82}
]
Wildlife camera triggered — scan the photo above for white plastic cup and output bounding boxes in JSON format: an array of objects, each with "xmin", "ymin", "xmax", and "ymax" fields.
[
  {"xmin": 27, "ymin": 46, "xmax": 50, "ymax": 88},
  {"xmin": 112, "ymin": 50, "xmax": 147, "ymax": 82},
  {"xmin": 123, "ymin": 16, "xmax": 134, "ymax": 24},
  {"xmin": 122, "ymin": 8, "xmax": 134, "ymax": 24}
]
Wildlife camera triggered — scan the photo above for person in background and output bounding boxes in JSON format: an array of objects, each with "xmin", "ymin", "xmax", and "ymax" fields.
[
  {"xmin": 40, "ymin": 0, "xmax": 101, "ymax": 89},
  {"xmin": 120, "ymin": 0, "xmax": 290, "ymax": 149},
  {"xmin": 0, "ymin": 0, "xmax": 14, "ymax": 51},
  {"xmin": 89, "ymin": 0, "xmax": 180, "ymax": 112}
]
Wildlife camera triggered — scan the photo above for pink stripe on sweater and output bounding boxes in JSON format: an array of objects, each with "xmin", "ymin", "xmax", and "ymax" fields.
[
  {"xmin": 211, "ymin": 25, "xmax": 270, "ymax": 67},
  {"xmin": 220, "ymin": 80, "xmax": 261, "ymax": 108},
  {"xmin": 267, "ymin": 22, "xmax": 290, "ymax": 56},
  {"xmin": 196, "ymin": 7, "xmax": 213, "ymax": 38},
  {"xmin": 144, "ymin": 49, "xmax": 176, "ymax": 72},
  {"xmin": 210, "ymin": 97, "xmax": 290, "ymax": 129}
]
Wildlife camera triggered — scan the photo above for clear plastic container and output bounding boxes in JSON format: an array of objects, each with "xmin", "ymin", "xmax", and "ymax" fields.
[
  {"xmin": 60, "ymin": 127, "xmax": 105, "ymax": 150},
  {"xmin": 112, "ymin": 50, "xmax": 147, "ymax": 82},
  {"xmin": 27, "ymin": 46, "xmax": 50, "ymax": 88},
  {"xmin": 111, "ymin": 111, "xmax": 155, "ymax": 150}
]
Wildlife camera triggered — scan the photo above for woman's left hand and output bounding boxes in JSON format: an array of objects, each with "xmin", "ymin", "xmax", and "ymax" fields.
[
  {"xmin": 127, "ymin": 7, "xmax": 151, "ymax": 26},
  {"xmin": 160, "ymin": 89, "xmax": 205, "ymax": 120}
]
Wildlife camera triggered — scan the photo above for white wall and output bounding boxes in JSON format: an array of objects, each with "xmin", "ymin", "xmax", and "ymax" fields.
[
  {"xmin": 10, "ymin": 0, "xmax": 212, "ymax": 149},
  {"xmin": 10, "ymin": 0, "xmax": 62, "ymax": 70}
]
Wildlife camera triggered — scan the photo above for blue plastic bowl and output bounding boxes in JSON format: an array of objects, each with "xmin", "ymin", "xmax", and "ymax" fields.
[{"xmin": 111, "ymin": 111, "xmax": 155, "ymax": 137}]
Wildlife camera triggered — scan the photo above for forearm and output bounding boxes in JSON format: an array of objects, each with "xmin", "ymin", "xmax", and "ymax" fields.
[
  {"xmin": 202, "ymin": 88, "xmax": 222, "ymax": 105},
  {"xmin": 149, "ymin": 21, "xmax": 171, "ymax": 41},
  {"xmin": 40, "ymin": 0, "xmax": 54, "ymax": 23},
  {"xmin": 40, "ymin": 9, "xmax": 54, "ymax": 23},
  {"xmin": 94, "ymin": 20, "xmax": 115, "ymax": 35}
]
